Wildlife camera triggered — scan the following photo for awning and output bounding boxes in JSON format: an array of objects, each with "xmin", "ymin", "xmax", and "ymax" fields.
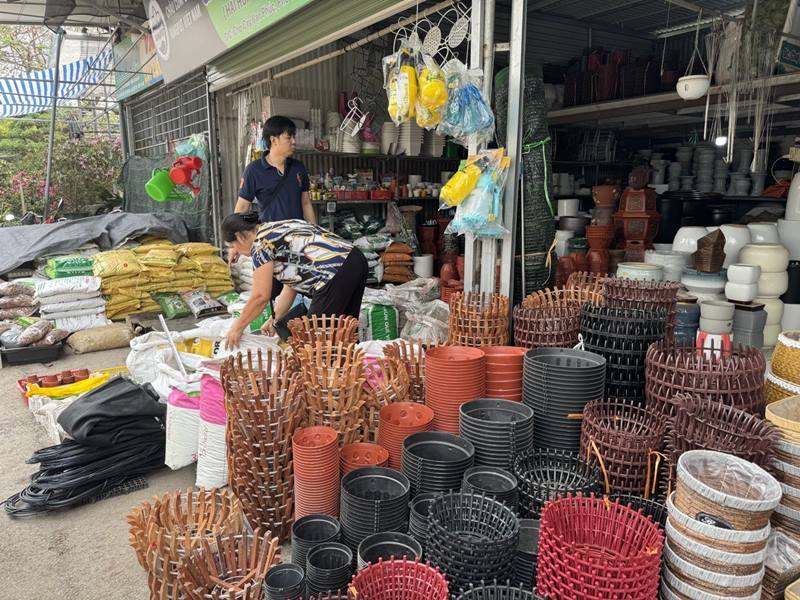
[
  {"xmin": 0, "ymin": 0, "xmax": 146, "ymax": 29},
  {"xmin": 0, "ymin": 50, "xmax": 112, "ymax": 117}
]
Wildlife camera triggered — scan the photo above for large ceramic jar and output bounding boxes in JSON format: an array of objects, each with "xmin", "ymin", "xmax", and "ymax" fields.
[
  {"xmin": 778, "ymin": 218, "xmax": 800, "ymax": 261},
  {"xmin": 616, "ymin": 262, "xmax": 664, "ymax": 281},
  {"xmin": 756, "ymin": 296, "xmax": 785, "ymax": 326},
  {"xmin": 672, "ymin": 226, "xmax": 710, "ymax": 254},
  {"xmin": 739, "ymin": 243, "xmax": 790, "ymax": 273},
  {"xmin": 717, "ymin": 224, "xmax": 751, "ymax": 268},
  {"xmin": 747, "ymin": 222, "xmax": 780, "ymax": 244}
]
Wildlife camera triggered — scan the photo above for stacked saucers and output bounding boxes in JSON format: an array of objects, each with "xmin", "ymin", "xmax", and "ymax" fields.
[{"xmin": 398, "ymin": 121, "xmax": 423, "ymax": 156}]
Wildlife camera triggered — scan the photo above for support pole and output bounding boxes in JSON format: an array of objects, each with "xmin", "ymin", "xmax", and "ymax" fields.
[{"xmin": 43, "ymin": 28, "xmax": 65, "ymax": 221}]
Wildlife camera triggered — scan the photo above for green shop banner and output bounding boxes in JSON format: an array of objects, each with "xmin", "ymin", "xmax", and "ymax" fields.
[{"xmin": 145, "ymin": 0, "xmax": 314, "ymax": 83}]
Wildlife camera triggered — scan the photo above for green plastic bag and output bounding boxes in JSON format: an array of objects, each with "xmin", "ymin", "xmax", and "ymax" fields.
[
  {"xmin": 151, "ymin": 292, "xmax": 192, "ymax": 319},
  {"xmin": 46, "ymin": 255, "xmax": 95, "ymax": 278}
]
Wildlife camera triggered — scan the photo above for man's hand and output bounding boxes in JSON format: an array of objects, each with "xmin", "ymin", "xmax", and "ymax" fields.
[{"xmin": 260, "ymin": 317, "xmax": 276, "ymax": 336}]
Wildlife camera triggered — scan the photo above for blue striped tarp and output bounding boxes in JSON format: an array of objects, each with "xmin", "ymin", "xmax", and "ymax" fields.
[{"xmin": 0, "ymin": 50, "xmax": 113, "ymax": 118}]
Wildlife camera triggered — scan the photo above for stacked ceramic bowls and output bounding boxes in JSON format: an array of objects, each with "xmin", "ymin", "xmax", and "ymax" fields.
[
  {"xmin": 264, "ymin": 563, "xmax": 306, "ymax": 600},
  {"xmin": 291, "ymin": 514, "xmax": 342, "ymax": 568},
  {"xmin": 726, "ymin": 263, "xmax": 761, "ymax": 303},
  {"xmin": 483, "ymin": 346, "xmax": 526, "ymax": 401},
  {"xmin": 461, "ymin": 466, "xmax": 520, "ymax": 511},
  {"xmin": 537, "ymin": 495, "xmax": 664, "ymax": 600},
  {"xmin": 732, "ymin": 302, "xmax": 768, "ymax": 348},
  {"xmin": 523, "ymin": 348, "xmax": 606, "ymax": 451},
  {"xmin": 740, "ymin": 242, "xmax": 790, "ymax": 347},
  {"xmin": 356, "ymin": 532, "xmax": 422, "ymax": 570},
  {"xmin": 377, "ymin": 402, "xmax": 434, "ymax": 470},
  {"xmin": 293, "ymin": 426, "xmax": 341, "ymax": 518},
  {"xmin": 458, "ymin": 398, "xmax": 534, "ymax": 470},
  {"xmin": 580, "ymin": 305, "xmax": 669, "ymax": 403},
  {"xmin": 350, "ymin": 558, "xmax": 449, "ymax": 600},
  {"xmin": 699, "ymin": 299, "xmax": 735, "ymax": 336},
  {"xmin": 511, "ymin": 519, "xmax": 540, "ymax": 590},
  {"xmin": 426, "ymin": 493, "xmax": 520, "ymax": 592},
  {"xmin": 305, "ymin": 543, "xmax": 353, "ymax": 597},
  {"xmin": 513, "ymin": 449, "xmax": 601, "ymax": 517},
  {"xmin": 407, "ymin": 492, "xmax": 439, "ymax": 549},
  {"xmin": 402, "ymin": 431, "xmax": 475, "ymax": 497},
  {"xmin": 645, "ymin": 249, "xmax": 690, "ymax": 281},
  {"xmin": 662, "ymin": 450, "xmax": 781, "ymax": 599},
  {"xmin": 425, "ymin": 346, "xmax": 486, "ymax": 433},
  {"xmin": 339, "ymin": 467, "xmax": 410, "ymax": 556},
  {"xmin": 339, "ymin": 443, "xmax": 389, "ymax": 476}
]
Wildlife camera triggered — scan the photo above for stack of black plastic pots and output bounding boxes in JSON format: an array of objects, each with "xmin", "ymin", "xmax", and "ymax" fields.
[
  {"xmin": 340, "ymin": 467, "xmax": 410, "ymax": 556},
  {"xmin": 264, "ymin": 563, "xmax": 306, "ymax": 600},
  {"xmin": 459, "ymin": 399, "xmax": 534, "ymax": 470},
  {"xmin": 461, "ymin": 466, "xmax": 520, "ymax": 512},
  {"xmin": 407, "ymin": 492, "xmax": 440, "ymax": 549},
  {"xmin": 305, "ymin": 542, "xmax": 353, "ymax": 597},
  {"xmin": 580, "ymin": 305, "xmax": 668, "ymax": 403},
  {"xmin": 291, "ymin": 514, "xmax": 342, "ymax": 568},
  {"xmin": 512, "ymin": 518, "xmax": 539, "ymax": 590},
  {"xmin": 426, "ymin": 493, "xmax": 520, "ymax": 593},
  {"xmin": 356, "ymin": 531, "xmax": 423, "ymax": 570},
  {"xmin": 610, "ymin": 493, "xmax": 668, "ymax": 528},
  {"xmin": 513, "ymin": 449, "xmax": 601, "ymax": 517},
  {"xmin": 402, "ymin": 432, "xmax": 475, "ymax": 497},
  {"xmin": 522, "ymin": 348, "xmax": 606, "ymax": 451},
  {"xmin": 457, "ymin": 581, "xmax": 546, "ymax": 600}
]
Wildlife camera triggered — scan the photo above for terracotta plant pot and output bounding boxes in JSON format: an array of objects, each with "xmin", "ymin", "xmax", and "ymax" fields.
[
  {"xmin": 592, "ymin": 185, "xmax": 621, "ymax": 207},
  {"xmin": 587, "ymin": 249, "xmax": 610, "ymax": 274}
]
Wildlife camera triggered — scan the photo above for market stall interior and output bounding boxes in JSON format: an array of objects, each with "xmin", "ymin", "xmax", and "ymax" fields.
[{"xmin": 3, "ymin": 0, "xmax": 800, "ymax": 598}]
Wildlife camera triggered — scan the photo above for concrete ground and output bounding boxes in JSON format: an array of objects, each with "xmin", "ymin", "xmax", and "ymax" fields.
[{"xmin": 0, "ymin": 348, "xmax": 195, "ymax": 600}]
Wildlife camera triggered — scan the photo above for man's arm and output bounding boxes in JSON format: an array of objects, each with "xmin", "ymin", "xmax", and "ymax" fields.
[
  {"xmin": 235, "ymin": 196, "xmax": 253, "ymax": 213},
  {"xmin": 301, "ymin": 191, "xmax": 317, "ymax": 224}
]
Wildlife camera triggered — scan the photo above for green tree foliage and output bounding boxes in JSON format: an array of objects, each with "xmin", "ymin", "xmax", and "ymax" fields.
[{"xmin": 0, "ymin": 25, "xmax": 51, "ymax": 75}]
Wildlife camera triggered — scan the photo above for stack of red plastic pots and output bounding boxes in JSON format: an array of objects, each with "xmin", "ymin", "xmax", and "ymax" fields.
[
  {"xmin": 483, "ymin": 347, "xmax": 527, "ymax": 401},
  {"xmin": 340, "ymin": 442, "xmax": 389, "ymax": 475},
  {"xmin": 425, "ymin": 346, "xmax": 486, "ymax": 433},
  {"xmin": 377, "ymin": 402, "xmax": 434, "ymax": 470},
  {"xmin": 350, "ymin": 557, "xmax": 449, "ymax": 600},
  {"xmin": 536, "ymin": 494, "xmax": 663, "ymax": 599},
  {"xmin": 293, "ymin": 426, "xmax": 341, "ymax": 518}
]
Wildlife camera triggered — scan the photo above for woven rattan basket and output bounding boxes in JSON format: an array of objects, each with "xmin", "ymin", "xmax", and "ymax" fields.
[
  {"xmin": 662, "ymin": 542, "xmax": 765, "ymax": 598},
  {"xmin": 766, "ymin": 370, "xmax": 800, "ymax": 407},
  {"xmin": 772, "ymin": 331, "xmax": 800, "ymax": 385},
  {"xmin": 287, "ymin": 314, "xmax": 359, "ymax": 353},
  {"xmin": 566, "ymin": 271, "xmax": 608, "ymax": 300},
  {"xmin": 448, "ymin": 292, "xmax": 510, "ymax": 347},
  {"xmin": 513, "ymin": 302, "xmax": 581, "ymax": 349},
  {"xmin": 675, "ymin": 450, "xmax": 781, "ymax": 532},
  {"xmin": 665, "ymin": 519, "xmax": 765, "ymax": 577},
  {"xmin": 766, "ymin": 395, "xmax": 800, "ymax": 445}
]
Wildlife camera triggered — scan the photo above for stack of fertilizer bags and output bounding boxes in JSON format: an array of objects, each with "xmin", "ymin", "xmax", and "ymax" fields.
[
  {"xmin": 0, "ymin": 280, "xmax": 38, "ymax": 320},
  {"xmin": 93, "ymin": 249, "xmax": 145, "ymax": 320},
  {"xmin": 40, "ymin": 255, "xmax": 95, "ymax": 279},
  {"xmin": 35, "ymin": 277, "xmax": 109, "ymax": 331},
  {"xmin": 230, "ymin": 256, "xmax": 254, "ymax": 292}
]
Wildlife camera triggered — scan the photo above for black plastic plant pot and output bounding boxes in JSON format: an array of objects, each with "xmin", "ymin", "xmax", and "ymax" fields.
[
  {"xmin": 456, "ymin": 582, "xmax": 546, "ymax": 600},
  {"xmin": 341, "ymin": 466, "xmax": 410, "ymax": 503},
  {"xmin": 263, "ymin": 563, "xmax": 306, "ymax": 600},
  {"xmin": 356, "ymin": 531, "xmax": 423, "ymax": 570},
  {"xmin": 291, "ymin": 514, "xmax": 341, "ymax": 567},
  {"xmin": 305, "ymin": 542, "xmax": 353, "ymax": 596}
]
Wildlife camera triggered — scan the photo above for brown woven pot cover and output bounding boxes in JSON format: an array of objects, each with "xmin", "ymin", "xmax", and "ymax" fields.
[
  {"xmin": 645, "ymin": 340, "xmax": 766, "ymax": 418},
  {"xmin": 513, "ymin": 303, "xmax": 581, "ymax": 349},
  {"xmin": 286, "ymin": 314, "xmax": 359, "ymax": 354},
  {"xmin": 448, "ymin": 291, "xmax": 510, "ymax": 347},
  {"xmin": 384, "ymin": 339, "xmax": 432, "ymax": 403},
  {"xmin": 221, "ymin": 350, "xmax": 303, "ymax": 542}
]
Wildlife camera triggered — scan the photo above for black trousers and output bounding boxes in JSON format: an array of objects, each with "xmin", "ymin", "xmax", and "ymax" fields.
[{"xmin": 308, "ymin": 248, "xmax": 369, "ymax": 318}]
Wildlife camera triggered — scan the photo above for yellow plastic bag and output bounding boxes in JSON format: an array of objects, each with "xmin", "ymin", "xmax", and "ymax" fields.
[
  {"xmin": 93, "ymin": 250, "xmax": 142, "ymax": 278},
  {"xmin": 418, "ymin": 66, "xmax": 447, "ymax": 110},
  {"xmin": 25, "ymin": 373, "xmax": 111, "ymax": 399},
  {"xmin": 175, "ymin": 243, "xmax": 219, "ymax": 257},
  {"xmin": 176, "ymin": 338, "xmax": 215, "ymax": 357},
  {"xmin": 140, "ymin": 248, "xmax": 178, "ymax": 268}
]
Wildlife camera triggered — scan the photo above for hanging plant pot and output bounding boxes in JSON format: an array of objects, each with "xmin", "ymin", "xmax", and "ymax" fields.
[{"xmin": 677, "ymin": 74, "xmax": 711, "ymax": 100}]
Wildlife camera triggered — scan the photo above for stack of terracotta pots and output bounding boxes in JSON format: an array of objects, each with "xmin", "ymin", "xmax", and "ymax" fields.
[
  {"xmin": 377, "ymin": 401, "xmax": 435, "ymax": 469},
  {"xmin": 425, "ymin": 346, "xmax": 486, "ymax": 433},
  {"xmin": 482, "ymin": 346, "xmax": 526, "ymax": 401},
  {"xmin": 127, "ymin": 488, "xmax": 244, "ymax": 599},
  {"xmin": 340, "ymin": 442, "xmax": 389, "ymax": 475},
  {"xmin": 363, "ymin": 357, "xmax": 411, "ymax": 441},
  {"xmin": 287, "ymin": 314, "xmax": 359, "ymax": 353},
  {"xmin": 297, "ymin": 341, "xmax": 368, "ymax": 443},
  {"xmin": 585, "ymin": 224, "xmax": 615, "ymax": 274},
  {"xmin": 221, "ymin": 350, "xmax": 302, "ymax": 542},
  {"xmin": 448, "ymin": 292, "xmax": 510, "ymax": 347},
  {"xmin": 293, "ymin": 426, "xmax": 341, "ymax": 518}
]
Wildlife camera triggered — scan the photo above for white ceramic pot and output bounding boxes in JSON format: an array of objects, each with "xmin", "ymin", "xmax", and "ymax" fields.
[
  {"xmin": 413, "ymin": 254, "xmax": 434, "ymax": 278},
  {"xmin": 764, "ymin": 323, "xmax": 781, "ymax": 348},
  {"xmin": 747, "ymin": 222, "xmax": 780, "ymax": 244},
  {"xmin": 718, "ymin": 224, "xmax": 751, "ymax": 268},
  {"xmin": 758, "ymin": 271, "xmax": 789, "ymax": 298},
  {"xmin": 739, "ymin": 243, "xmax": 790, "ymax": 273},
  {"xmin": 725, "ymin": 281, "xmax": 758, "ymax": 303},
  {"xmin": 787, "ymin": 172, "xmax": 800, "ymax": 221},
  {"xmin": 677, "ymin": 75, "xmax": 710, "ymax": 100},
  {"xmin": 616, "ymin": 262, "xmax": 664, "ymax": 281},
  {"xmin": 778, "ymin": 218, "xmax": 800, "ymax": 261},
  {"xmin": 699, "ymin": 317, "xmax": 733, "ymax": 335},
  {"xmin": 681, "ymin": 268, "xmax": 727, "ymax": 295},
  {"xmin": 557, "ymin": 198, "xmax": 580, "ymax": 217},
  {"xmin": 644, "ymin": 250, "xmax": 690, "ymax": 281},
  {"xmin": 726, "ymin": 263, "xmax": 761, "ymax": 285},
  {"xmin": 757, "ymin": 296, "xmax": 785, "ymax": 325},
  {"xmin": 673, "ymin": 226, "xmax": 711, "ymax": 254},
  {"xmin": 700, "ymin": 300, "xmax": 735, "ymax": 320},
  {"xmin": 782, "ymin": 303, "xmax": 800, "ymax": 331}
]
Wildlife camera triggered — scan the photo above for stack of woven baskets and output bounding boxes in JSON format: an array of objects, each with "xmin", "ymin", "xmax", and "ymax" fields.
[
  {"xmin": 287, "ymin": 314, "xmax": 359, "ymax": 353},
  {"xmin": 645, "ymin": 340, "xmax": 767, "ymax": 418},
  {"xmin": 766, "ymin": 396, "xmax": 800, "ymax": 538},
  {"xmin": 580, "ymin": 305, "xmax": 669, "ymax": 402},
  {"xmin": 761, "ymin": 530, "xmax": 800, "ymax": 600},
  {"xmin": 580, "ymin": 398, "xmax": 667, "ymax": 497},
  {"xmin": 602, "ymin": 278, "xmax": 681, "ymax": 335},
  {"xmin": 384, "ymin": 340, "xmax": 429, "ymax": 403},
  {"xmin": 766, "ymin": 331, "xmax": 800, "ymax": 406},
  {"xmin": 662, "ymin": 450, "xmax": 782, "ymax": 599},
  {"xmin": 448, "ymin": 291, "xmax": 510, "ymax": 347},
  {"xmin": 221, "ymin": 350, "xmax": 303, "ymax": 542},
  {"xmin": 512, "ymin": 288, "xmax": 587, "ymax": 349},
  {"xmin": 362, "ymin": 357, "xmax": 411, "ymax": 441}
]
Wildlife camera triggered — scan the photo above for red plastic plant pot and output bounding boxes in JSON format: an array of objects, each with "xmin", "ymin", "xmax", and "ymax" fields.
[{"xmin": 349, "ymin": 557, "xmax": 449, "ymax": 600}]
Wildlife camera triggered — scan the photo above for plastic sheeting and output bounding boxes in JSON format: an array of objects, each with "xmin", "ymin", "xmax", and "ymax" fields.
[{"xmin": 0, "ymin": 212, "xmax": 189, "ymax": 275}]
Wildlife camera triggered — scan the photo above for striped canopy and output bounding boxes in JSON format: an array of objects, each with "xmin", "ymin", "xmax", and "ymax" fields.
[{"xmin": 0, "ymin": 50, "xmax": 112, "ymax": 117}]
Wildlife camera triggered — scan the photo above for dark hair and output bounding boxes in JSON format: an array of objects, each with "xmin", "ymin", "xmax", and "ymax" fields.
[
  {"xmin": 221, "ymin": 211, "xmax": 260, "ymax": 243},
  {"xmin": 262, "ymin": 116, "xmax": 297, "ymax": 150}
]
